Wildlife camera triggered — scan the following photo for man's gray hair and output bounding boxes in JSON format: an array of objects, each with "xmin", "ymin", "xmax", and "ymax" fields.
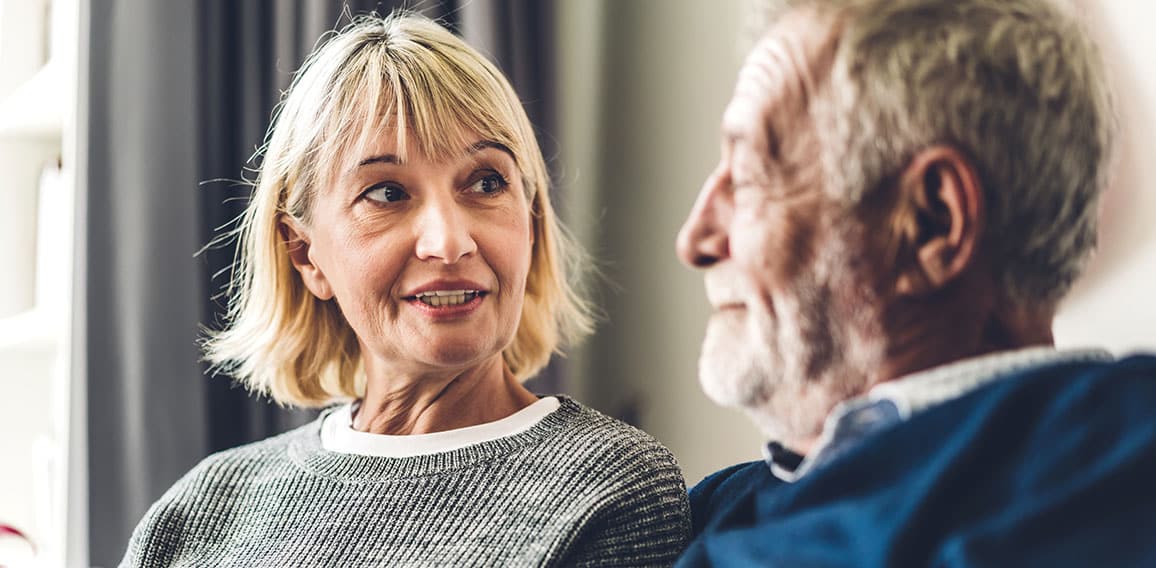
[{"xmin": 769, "ymin": 0, "xmax": 1116, "ymax": 308}]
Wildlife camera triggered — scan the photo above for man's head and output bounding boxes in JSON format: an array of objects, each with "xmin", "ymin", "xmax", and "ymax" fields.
[{"xmin": 677, "ymin": 0, "xmax": 1115, "ymax": 447}]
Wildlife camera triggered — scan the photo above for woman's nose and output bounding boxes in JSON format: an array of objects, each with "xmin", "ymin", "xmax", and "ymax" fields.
[
  {"xmin": 677, "ymin": 169, "xmax": 731, "ymax": 269},
  {"xmin": 415, "ymin": 198, "xmax": 478, "ymax": 264}
]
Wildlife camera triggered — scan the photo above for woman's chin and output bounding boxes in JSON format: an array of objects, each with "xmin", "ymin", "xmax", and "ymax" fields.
[{"xmin": 413, "ymin": 341, "xmax": 502, "ymax": 372}]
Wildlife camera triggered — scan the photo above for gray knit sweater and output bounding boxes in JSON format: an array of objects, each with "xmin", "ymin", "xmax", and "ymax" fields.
[{"xmin": 120, "ymin": 397, "xmax": 690, "ymax": 567}]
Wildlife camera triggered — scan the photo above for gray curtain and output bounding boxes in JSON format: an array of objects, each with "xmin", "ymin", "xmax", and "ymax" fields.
[{"xmin": 81, "ymin": 1, "xmax": 560, "ymax": 566}]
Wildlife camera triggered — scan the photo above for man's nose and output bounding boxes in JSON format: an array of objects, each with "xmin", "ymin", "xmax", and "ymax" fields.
[
  {"xmin": 415, "ymin": 197, "xmax": 478, "ymax": 264},
  {"xmin": 676, "ymin": 169, "xmax": 731, "ymax": 268}
]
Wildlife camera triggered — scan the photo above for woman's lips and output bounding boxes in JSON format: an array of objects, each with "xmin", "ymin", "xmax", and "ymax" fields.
[
  {"xmin": 411, "ymin": 289, "xmax": 481, "ymax": 307},
  {"xmin": 405, "ymin": 291, "xmax": 487, "ymax": 319}
]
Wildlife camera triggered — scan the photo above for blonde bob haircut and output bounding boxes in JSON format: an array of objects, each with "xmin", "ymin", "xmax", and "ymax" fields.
[{"xmin": 204, "ymin": 13, "xmax": 594, "ymax": 407}]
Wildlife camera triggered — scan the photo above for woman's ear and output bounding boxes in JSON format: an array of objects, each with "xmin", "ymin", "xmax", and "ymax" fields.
[
  {"xmin": 278, "ymin": 215, "xmax": 335, "ymax": 300},
  {"xmin": 890, "ymin": 146, "xmax": 986, "ymax": 297}
]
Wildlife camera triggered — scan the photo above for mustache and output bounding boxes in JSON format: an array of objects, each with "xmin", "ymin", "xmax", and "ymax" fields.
[{"xmin": 704, "ymin": 270, "xmax": 758, "ymax": 307}]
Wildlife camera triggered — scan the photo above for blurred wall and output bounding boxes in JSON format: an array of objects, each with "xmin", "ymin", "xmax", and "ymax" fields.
[
  {"xmin": 556, "ymin": 0, "xmax": 764, "ymax": 485},
  {"xmin": 1055, "ymin": 1, "xmax": 1156, "ymax": 353}
]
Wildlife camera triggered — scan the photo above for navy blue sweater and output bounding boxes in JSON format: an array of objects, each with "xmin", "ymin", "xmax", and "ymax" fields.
[{"xmin": 679, "ymin": 355, "xmax": 1156, "ymax": 567}]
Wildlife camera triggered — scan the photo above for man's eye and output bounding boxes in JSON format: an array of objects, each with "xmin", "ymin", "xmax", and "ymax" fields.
[
  {"xmin": 364, "ymin": 183, "xmax": 409, "ymax": 203},
  {"xmin": 468, "ymin": 172, "xmax": 509, "ymax": 196}
]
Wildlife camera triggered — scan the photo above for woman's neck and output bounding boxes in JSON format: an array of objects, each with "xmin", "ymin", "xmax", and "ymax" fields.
[{"xmin": 352, "ymin": 355, "xmax": 538, "ymax": 435}]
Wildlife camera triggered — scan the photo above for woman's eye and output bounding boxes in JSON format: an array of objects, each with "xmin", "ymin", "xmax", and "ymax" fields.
[
  {"xmin": 364, "ymin": 183, "xmax": 409, "ymax": 203},
  {"xmin": 468, "ymin": 173, "xmax": 509, "ymax": 196}
]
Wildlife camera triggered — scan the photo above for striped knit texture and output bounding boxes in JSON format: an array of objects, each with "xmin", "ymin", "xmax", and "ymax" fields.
[{"xmin": 120, "ymin": 397, "xmax": 691, "ymax": 567}]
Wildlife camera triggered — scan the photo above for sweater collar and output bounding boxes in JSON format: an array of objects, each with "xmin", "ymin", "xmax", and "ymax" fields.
[{"xmin": 291, "ymin": 396, "xmax": 584, "ymax": 482}]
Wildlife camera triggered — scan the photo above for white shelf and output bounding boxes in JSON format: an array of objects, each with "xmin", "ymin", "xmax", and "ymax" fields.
[
  {"xmin": 0, "ymin": 58, "xmax": 65, "ymax": 141},
  {"xmin": 0, "ymin": 309, "xmax": 59, "ymax": 355},
  {"xmin": 0, "ymin": 0, "xmax": 78, "ymax": 564}
]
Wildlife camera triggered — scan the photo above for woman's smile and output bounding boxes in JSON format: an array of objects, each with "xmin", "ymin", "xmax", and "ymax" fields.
[{"xmin": 402, "ymin": 279, "xmax": 493, "ymax": 321}]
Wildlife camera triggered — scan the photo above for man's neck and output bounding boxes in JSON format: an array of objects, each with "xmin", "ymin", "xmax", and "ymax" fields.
[
  {"xmin": 876, "ymin": 283, "xmax": 1056, "ymax": 386},
  {"xmin": 780, "ymin": 298, "xmax": 1055, "ymax": 457}
]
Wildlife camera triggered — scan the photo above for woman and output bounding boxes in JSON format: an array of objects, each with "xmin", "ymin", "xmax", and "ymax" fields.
[{"xmin": 120, "ymin": 13, "xmax": 690, "ymax": 568}]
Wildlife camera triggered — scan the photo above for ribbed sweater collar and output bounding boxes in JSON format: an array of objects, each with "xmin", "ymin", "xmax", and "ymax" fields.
[{"xmin": 288, "ymin": 396, "xmax": 583, "ymax": 482}]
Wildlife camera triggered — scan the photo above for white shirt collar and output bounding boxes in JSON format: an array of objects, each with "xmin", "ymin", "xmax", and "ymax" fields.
[
  {"xmin": 869, "ymin": 346, "xmax": 1112, "ymax": 419},
  {"xmin": 320, "ymin": 396, "xmax": 560, "ymax": 458}
]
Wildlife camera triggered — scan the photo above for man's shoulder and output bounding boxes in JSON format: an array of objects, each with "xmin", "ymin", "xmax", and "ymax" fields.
[
  {"xmin": 860, "ymin": 352, "xmax": 1156, "ymax": 493},
  {"xmin": 676, "ymin": 354, "xmax": 1156, "ymax": 566},
  {"xmin": 690, "ymin": 461, "xmax": 770, "ymax": 501},
  {"xmin": 687, "ymin": 460, "xmax": 775, "ymax": 536},
  {"xmin": 960, "ymin": 351, "xmax": 1156, "ymax": 430},
  {"xmin": 912, "ymin": 352, "xmax": 1156, "ymax": 444},
  {"xmin": 1016, "ymin": 351, "xmax": 1156, "ymax": 382}
]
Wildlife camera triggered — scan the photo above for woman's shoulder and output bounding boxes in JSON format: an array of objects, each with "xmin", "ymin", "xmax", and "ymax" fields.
[
  {"xmin": 544, "ymin": 396, "xmax": 682, "ymax": 473},
  {"xmin": 167, "ymin": 417, "xmax": 320, "ymax": 491},
  {"xmin": 533, "ymin": 397, "xmax": 692, "ymax": 564},
  {"xmin": 131, "ymin": 419, "xmax": 320, "ymax": 527},
  {"xmin": 554, "ymin": 396, "xmax": 663, "ymax": 440},
  {"xmin": 121, "ymin": 418, "xmax": 323, "ymax": 565}
]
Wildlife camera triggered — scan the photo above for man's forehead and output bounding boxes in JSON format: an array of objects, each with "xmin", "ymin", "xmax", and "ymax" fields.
[
  {"xmin": 722, "ymin": 7, "xmax": 842, "ymax": 145},
  {"xmin": 720, "ymin": 42, "xmax": 777, "ymax": 149}
]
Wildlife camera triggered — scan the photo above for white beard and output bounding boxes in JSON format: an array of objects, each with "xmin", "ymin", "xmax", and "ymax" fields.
[{"xmin": 697, "ymin": 221, "xmax": 884, "ymax": 442}]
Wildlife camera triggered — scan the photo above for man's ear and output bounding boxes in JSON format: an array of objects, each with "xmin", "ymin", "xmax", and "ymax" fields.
[
  {"xmin": 890, "ymin": 146, "xmax": 985, "ymax": 297},
  {"xmin": 279, "ymin": 216, "xmax": 334, "ymax": 301}
]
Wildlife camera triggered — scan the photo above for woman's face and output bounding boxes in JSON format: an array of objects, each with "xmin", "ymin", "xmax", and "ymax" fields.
[{"xmin": 286, "ymin": 129, "xmax": 534, "ymax": 377}]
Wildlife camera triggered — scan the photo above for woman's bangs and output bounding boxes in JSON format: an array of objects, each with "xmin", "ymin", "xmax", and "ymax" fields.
[{"xmin": 405, "ymin": 73, "xmax": 515, "ymax": 164}]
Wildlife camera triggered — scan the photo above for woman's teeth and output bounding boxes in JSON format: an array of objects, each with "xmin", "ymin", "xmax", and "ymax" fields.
[{"xmin": 415, "ymin": 290, "xmax": 479, "ymax": 307}]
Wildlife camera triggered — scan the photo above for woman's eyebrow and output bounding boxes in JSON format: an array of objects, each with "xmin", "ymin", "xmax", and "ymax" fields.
[
  {"xmin": 467, "ymin": 140, "xmax": 514, "ymax": 159},
  {"xmin": 350, "ymin": 141, "xmax": 512, "ymax": 174},
  {"xmin": 358, "ymin": 154, "xmax": 402, "ymax": 167}
]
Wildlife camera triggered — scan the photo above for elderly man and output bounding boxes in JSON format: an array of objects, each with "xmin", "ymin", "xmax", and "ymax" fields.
[{"xmin": 675, "ymin": 0, "xmax": 1156, "ymax": 565}]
